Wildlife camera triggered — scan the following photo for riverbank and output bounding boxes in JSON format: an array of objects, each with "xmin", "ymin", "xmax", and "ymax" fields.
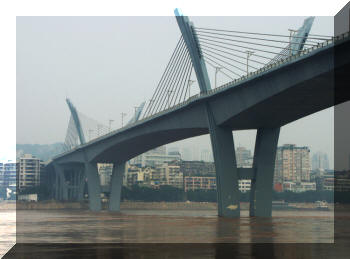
[{"xmin": 0, "ymin": 200, "xmax": 336, "ymax": 211}]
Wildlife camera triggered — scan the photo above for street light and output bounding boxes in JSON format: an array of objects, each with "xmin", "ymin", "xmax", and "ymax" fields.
[
  {"xmin": 97, "ymin": 124, "xmax": 102, "ymax": 136},
  {"xmin": 121, "ymin": 112, "xmax": 127, "ymax": 127},
  {"xmin": 245, "ymin": 51, "xmax": 254, "ymax": 75},
  {"xmin": 187, "ymin": 80, "xmax": 195, "ymax": 98},
  {"xmin": 215, "ymin": 66, "xmax": 222, "ymax": 88},
  {"xmin": 288, "ymin": 29, "xmax": 298, "ymax": 56},
  {"xmin": 88, "ymin": 129, "xmax": 94, "ymax": 141},
  {"xmin": 108, "ymin": 119, "xmax": 114, "ymax": 132},
  {"xmin": 134, "ymin": 106, "xmax": 139, "ymax": 118}
]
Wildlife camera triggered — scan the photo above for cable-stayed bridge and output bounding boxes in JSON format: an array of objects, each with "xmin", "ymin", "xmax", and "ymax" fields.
[{"xmin": 45, "ymin": 10, "xmax": 350, "ymax": 218}]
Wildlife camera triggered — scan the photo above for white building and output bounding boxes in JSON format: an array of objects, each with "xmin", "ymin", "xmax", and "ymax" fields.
[
  {"xmin": 282, "ymin": 181, "xmax": 316, "ymax": 192},
  {"xmin": 17, "ymin": 154, "xmax": 44, "ymax": 190},
  {"xmin": 239, "ymin": 180, "xmax": 251, "ymax": 193}
]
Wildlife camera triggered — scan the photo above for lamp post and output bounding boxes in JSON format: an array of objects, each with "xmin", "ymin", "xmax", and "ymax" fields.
[
  {"xmin": 215, "ymin": 66, "xmax": 222, "ymax": 88},
  {"xmin": 97, "ymin": 124, "xmax": 102, "ymax": 136},
  {"xmin": 246, "ymin": 51, "xmax": 254, "ymax": 75},
  {"xmin": 121, "ymin": 112, "xmax": 126, "ymax": 127},
  {"xmin": 187, "ymin": 80, "xmax": 195, "ymax": 98},
  {"xmin": 288, "ymin": 29, "xmax": 298, "ymax": 56},
  {"xmin": 88, "ymin": 129, "xmax": 94, "ymax": 141},
  {"xmin": 108, "ymin": 119, "xmax": 114, "ymax": 133}
]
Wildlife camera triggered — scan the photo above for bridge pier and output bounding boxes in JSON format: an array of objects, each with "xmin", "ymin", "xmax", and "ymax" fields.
[
  {"xmin": 84, "ymin": 162, "xmax": 102, "ymax": 211},
  {"xmin": 207, "ymin": 106, "xmax": 240, "ymax": 217},
  {"xmin": 109, "ymin": 163, "xmax": 125, "ymax": 211},
  {"xmin": 53, "ymin": 163, "xmax": 68, "ymax": 201},
  {"xmin": 249, "ymin": 128, "xmax": 280, "ymax": 217}
]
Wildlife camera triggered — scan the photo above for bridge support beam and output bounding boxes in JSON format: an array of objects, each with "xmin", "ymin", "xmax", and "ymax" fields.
[
  {"xmin": 53, "ymin": 163, "xmax": 68, "ymax": 201},
  {"xmin": 84, "ymin": 162, "xmax": 102, "ymax": 211},
  {"xmin": 249, "ymin": 128, "xmax": 280, "ymax": 217},
  {"xmin": 207, "ymin": 106, "xmax": 240, "ymax": 217},
  {"xmin": 109, "ymin": 163, "xmax": 125, "ymax": 211}
]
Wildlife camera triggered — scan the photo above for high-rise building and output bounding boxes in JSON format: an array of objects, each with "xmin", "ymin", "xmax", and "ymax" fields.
[
  {"xmin": 274, "ymin": 144, "xmax": 311, "ymax": 185},
  {"xmin": 17, "ymin": 154, "xmax": 44, "ymax": 190},
  {"xmin": 311, "ymin": 152, "xmax": 329, "ymax": 171},
  {"xmin": 181, "ymin": 147, "xmax": 193, "ymax": 161},
  {"xmin": 200, "ymin": 149, "xmax": 213, "ymax": 162},
  {"xmin": 236, "ymin": 147, "xmax": 253, "ymax": 167},
  {"xmin": 130, "ymin": 145, "xmax": 180, "ymax": 167},
  {"xmin": 98, "ymin": 163, "xmax": 113, "ymax": 186}
]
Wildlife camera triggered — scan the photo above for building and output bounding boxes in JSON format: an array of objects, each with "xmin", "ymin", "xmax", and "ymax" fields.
[
  {"xmin": 130, "ymin": 146, "xmax": 181, "ymax": 167},
  {"xmin": 181, "ymin": 147, "xmax": 193, "ymax": 161},
  {"xmin": 312, "ymin": 152, "xmax": 329, "ymax": 171},
  {"xmin": 200, "ymin": 149, "xmax": 213, "ymax": 162},
  {"xmin": 282, "ymin": 181, "xmax": 316, "ymax": 192},
  {"xmin": 239, "ymin": 180, "xmax": 251, "ymax": 193},
  {"xmin": 17, "ymin": 154, "xmax": 44, "ymax": 190},
  {"xmin": 180, "ymin": 161, "xmax": 215, "ymax": 177},
  {"xmin": 2, "ymin": 161, "xmax": 17, "ymax": 189},
  {"xmin": 274, "ymin": 144, "xmax": 311, "ymax": 185},
  {"xmin": 157, "ymin": 164, "xmax": 183, "ymax": 189},
  {"xmin": 98, "ymin": 163, "xmax": 113, "ymax": 186},
  {"xmin": 184, "ymin": 176, "xmax": 216, "ymax": 191},
  {"xmin": 236, "ymin": 147, "xmax": 253, "ymax": 168}
]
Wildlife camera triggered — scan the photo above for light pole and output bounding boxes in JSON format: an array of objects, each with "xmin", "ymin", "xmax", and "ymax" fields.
[
  {"xmin": 134, "ymin": 106, "xmax": 139, "ymax": 118},
  {"xmin": 88, "ymin": 129, "xmax": 94, "ymax": 141},
  {"xmin": 121, "ymin": 112, "xmax": 127, "ymax": 127},
  {"xmin": 97, "ymin": 124, "xmax": 102, "ymax": 136},
  {"xmin": 246, "ymin": 51, "xmax": 254, "ymax": 75},
  {"xmin": 215, "ymin": 66, "xmax": 222, "ymax": 88},
  {"xmin": 187, "ymin": 80, "xmax": 195, "ymax": 98},
  {"xmin": 108, "ymin": 119, "xmax": 114, "ymax": 132},
  {"xmin": 288, "ymin": 29, "xmax": 298, "ymax": 56}
]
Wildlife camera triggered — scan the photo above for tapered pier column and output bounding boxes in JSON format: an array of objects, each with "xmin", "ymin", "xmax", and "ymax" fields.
[
  {"xmin": 207, "ymin": 106, "xmax": 240, "ymax": 217},
  {"xmin": 109, "ymin": 163, "xmax": 125, "ymax": 211},
  {"xmin": 249, "ymin": 128, "xmax": 280, "ymax": 217},
  {"xmin": 53, "ymin": 163, "xmax": 68, "ymax": 201},
  {"xmin": 84, "ymin": 162, "xmax": 102, "ymax": 211}
]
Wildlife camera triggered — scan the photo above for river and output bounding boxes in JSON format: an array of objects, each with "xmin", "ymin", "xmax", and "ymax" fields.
[{"xmin": 2, "ymin": 208, "xmax": 349, "ymax": 258}]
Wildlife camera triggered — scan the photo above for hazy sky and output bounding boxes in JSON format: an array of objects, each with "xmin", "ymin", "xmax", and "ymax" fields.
[{"xmin": 16, "ymin": 16, "xmax": 334, "ymax": 167}]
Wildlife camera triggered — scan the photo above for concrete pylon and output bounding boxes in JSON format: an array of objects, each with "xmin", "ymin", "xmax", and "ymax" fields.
[
  {"xmin": 109, "ymin": 163, "xmax": 125, "ymax": 211},
  {"xmin": 249, "ymin": 128, "xmax": 280, "ymax": 217},
  {"xmin": 53, "ymin": 163, "xmax": 68, "ymax": 201},
  {"xmin": 84, "ymin": 162, "xmax": 102, "ymax": 211},
  {"xmin": 175, "ymin": 9, "xmax": 240, "ymax": 217}
]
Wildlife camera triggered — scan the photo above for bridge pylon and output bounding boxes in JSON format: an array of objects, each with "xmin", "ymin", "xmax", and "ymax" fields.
[{"xmin": 175, "ymin": 9, "xmax": 240, "ymax": 217}]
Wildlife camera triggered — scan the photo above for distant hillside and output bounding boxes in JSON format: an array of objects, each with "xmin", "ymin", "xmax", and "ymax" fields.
[{"xmin": 16, "ymin": 143, "xmax": 65, "ymax": 162}]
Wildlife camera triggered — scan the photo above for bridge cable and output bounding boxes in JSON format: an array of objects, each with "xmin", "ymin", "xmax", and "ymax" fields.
[
  {"xmin": 180, "ymin": 58, "xmax": 194, "ymax": 102},
  {"xmin": 147, "ymin": 37, "xmax": 185, "ymax": 116},
  {"xmin": 200, "ymin": 43, "xmax": 266, "ymax": 65},
  {"xmin": 202, "ymin": 50, "xmax": 248, "ymax": 73},
  {"xmin": 152, "ymin": 38, "xmax": 187, "ymax": 114},
  {"xmin": 195, "ymin": 30, "xmax": 318, "ymax": 47},
  {"xmin": 170, "ymin": 51, "xmax": 192, "ymax": 106},
  {"xmin": 194, "ymin": 27, "xmax": 332, "ymax": 41},
  {"xmin": 198, "ymin": 39, "xmax": 275, "ymax": 60},
  {"xmin": 197, "ymin": 34, "xmax": 307, "ymax": 53},
  {"xmin": 201, "ymin": 47, "xmax": 259, "ymax": 70},
  {"xmin": 204, "ymin": 58, "xmax": 235, "ymax": 81},
  {"xmin": 143, "ymin": 37, "xmax": 183, "ymax": 117},
  {"xmin": 203, "ymin": 55, "xmax": 242, "ymax": 78},
  {"xmin": 156, "ymin": 39, "xmax": 190, "ymax": 113}
]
